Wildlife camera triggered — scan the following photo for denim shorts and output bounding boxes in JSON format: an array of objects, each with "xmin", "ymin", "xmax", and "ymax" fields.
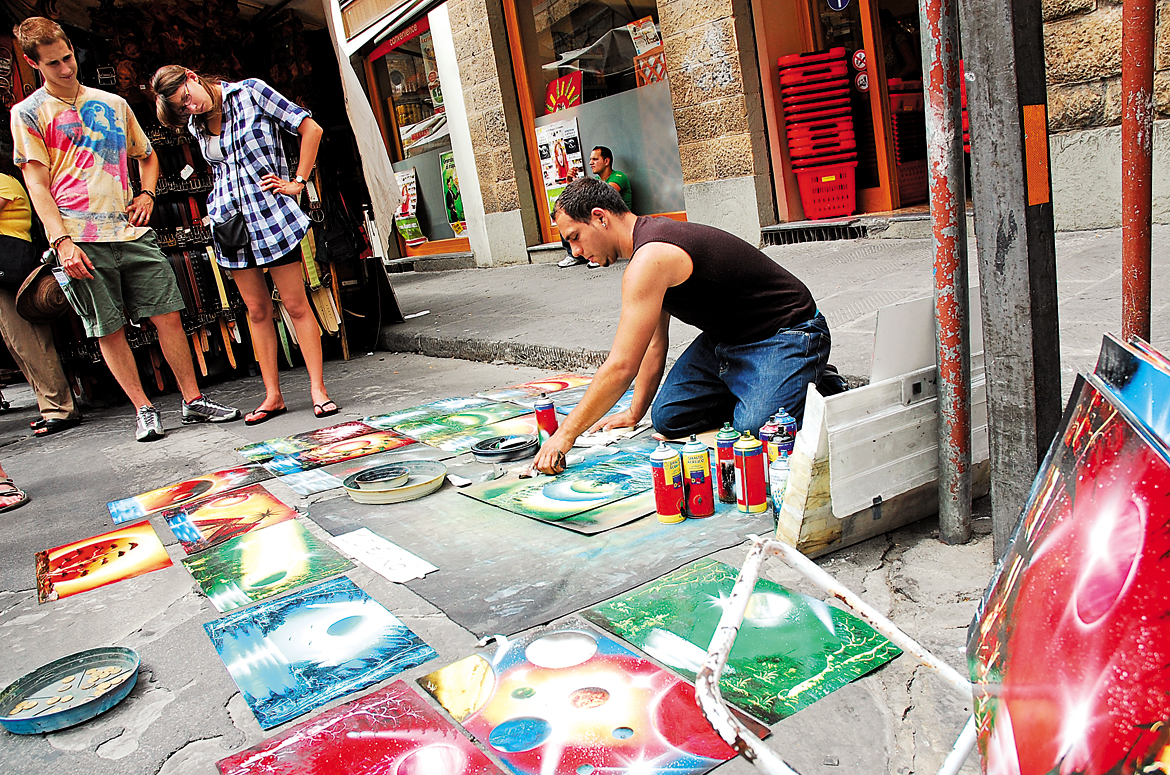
[{"xmin": 61, "ymin": 230, "xmax": 186, "ymax": 338}]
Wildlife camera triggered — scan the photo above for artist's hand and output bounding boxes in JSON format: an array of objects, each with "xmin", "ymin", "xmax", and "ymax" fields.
[
  {"xmin": 58, "ymin": 240, "xmax": 95, "ymax": 280},
  {"xmin": 588, "ymin": 409, "xmax": 639, "ymax": 433},
  {"xmin": 534, "ymin": 431, "xmax": 574, "ymax": 475},
  {"xmin": 127, "ymin": 193, "xmax": 154, "ymax": 226},
  {"xmin": 261, "ymin": 173, "xmax": 306, "ymax": 197}
]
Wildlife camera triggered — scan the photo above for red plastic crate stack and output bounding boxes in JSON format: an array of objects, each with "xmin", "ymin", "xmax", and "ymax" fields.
[
  {"xmin": 960, "ymin": 60, "xmax": 970, "ymax": 152},
  {"xmin": 778, "ymin": 47, "xmax": 857, "ymax": 219}
]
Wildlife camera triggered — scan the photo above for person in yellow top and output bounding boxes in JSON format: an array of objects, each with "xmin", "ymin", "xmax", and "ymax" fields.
[{"xmin": 0, "ymin": 143, "xmax": 80, "ymax": 438}]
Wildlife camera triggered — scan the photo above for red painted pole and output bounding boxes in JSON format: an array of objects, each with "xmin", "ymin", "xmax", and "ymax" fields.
[
  {"xmin": 1122, "ymin": 0, "xmax": 1154, "ymax": 342},
  {"xmin": 920, "ymin": 0, "xmax": 972, "ymax": 544}
]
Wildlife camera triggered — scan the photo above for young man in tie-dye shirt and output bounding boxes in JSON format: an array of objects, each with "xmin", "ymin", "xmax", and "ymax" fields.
[{"xmin": 11, "ymin": 17, "xmax": 239, "ymax": 441}]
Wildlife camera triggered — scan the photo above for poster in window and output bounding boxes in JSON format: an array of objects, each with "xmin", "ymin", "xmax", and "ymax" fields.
[
  {"xmin": 393, "ymin": 168, "xmax": 428, "ymax": 246},
  {"xmin": 544, "ymin": 72, "xmax": 582, "ymax": 115},
  {"xmin": 534, "ymin": 118, "xmax": 585, "ymax": 226},
  {"xmin": 626, "ymin": 16, "xmax": 662, "ymax": 55},
  {"xmin": 419, "ymin": 31, "xmax": 444, "ymax": 113},
  {"xmin": 439, "ymin": 151, "xmax": 466, "ymax": 236}
]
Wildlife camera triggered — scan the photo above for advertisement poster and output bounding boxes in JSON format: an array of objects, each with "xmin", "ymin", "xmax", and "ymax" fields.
[
  {"xmin": 439, "ymin": 151, "xmax": 466, "ymax": 235},
  {"xmin": 544, "ymin": 72, "xmax": 582, "ymax": 114},
  {"xmin": 627, "ymin": 16, "xmax": 662, "ymax": 54},
  {"xmin": 393, "ymin": 168, "xmax": 428, "ymax": 246},
  {"xmin": 419, "ymin": 31, "xmax": 443, "ymax": 113},
  {"xmin": 534, "ymin": 118, "xmax": 584, "ymax": 226}
]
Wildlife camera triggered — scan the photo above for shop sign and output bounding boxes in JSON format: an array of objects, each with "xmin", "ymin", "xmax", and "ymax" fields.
[
  {"xmin": 439, "ymin": 152, "xmax": 466, "ymax": 236},
  {"xmin": 534, "ymin": 118, "xmax": 585, "ymax": 226}
]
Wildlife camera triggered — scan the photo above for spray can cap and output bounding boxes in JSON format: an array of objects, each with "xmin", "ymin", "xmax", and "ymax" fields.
[
  {"xmin": 722, "ymin": 422, "xmax": 733, "ymax": 430},
  {"xmin": 689, "ymin": 434, "xmax": 698, "ymax": 442}
]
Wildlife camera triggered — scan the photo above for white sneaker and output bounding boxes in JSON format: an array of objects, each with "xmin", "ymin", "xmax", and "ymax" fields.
[
  {"xmin": 558, "ymin": 255, "xmax": 587, "ymax": 268},
  {"xmin": 135, "ymin": 405, "xmax": 165, "ymax": 442}
]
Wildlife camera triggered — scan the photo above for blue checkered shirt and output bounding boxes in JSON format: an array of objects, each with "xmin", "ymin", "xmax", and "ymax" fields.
[{"xmin": 192, "ymin": 79, "xmax": 310, "ymax": 268}]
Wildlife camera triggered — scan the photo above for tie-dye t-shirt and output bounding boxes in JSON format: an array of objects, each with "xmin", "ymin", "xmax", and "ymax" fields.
[{"xmin": 10, "ymin": 86, "xmax": 152, "ymax": 243}]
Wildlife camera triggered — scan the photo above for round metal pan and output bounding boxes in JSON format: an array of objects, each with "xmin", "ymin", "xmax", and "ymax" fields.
[{"xmin": 0, "ymin": 647, "xmax": 140, "ymax": 735}]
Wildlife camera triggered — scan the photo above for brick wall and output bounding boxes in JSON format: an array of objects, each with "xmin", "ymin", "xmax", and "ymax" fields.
[
  {"xmin": 1044, "ymin": 0, "xmax": 1167, "ymax": 130},
  {"xmin": 447, "ymin": 0, "xmax": 522, "ymax": 215},
  {"xmin": 659, "ymin": 0, "xmax": 770, "ymax": 187}
]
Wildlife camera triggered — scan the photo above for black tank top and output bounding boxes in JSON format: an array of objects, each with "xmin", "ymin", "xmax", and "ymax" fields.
[{"xmin": 631, "ymin": 216, "xmax": 818, "ymax": 345}]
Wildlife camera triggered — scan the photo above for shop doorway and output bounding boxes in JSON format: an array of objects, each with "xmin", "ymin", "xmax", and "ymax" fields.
[{"xmin": 753, "ymin": 0, "xmax": 935, "ymax": 219}]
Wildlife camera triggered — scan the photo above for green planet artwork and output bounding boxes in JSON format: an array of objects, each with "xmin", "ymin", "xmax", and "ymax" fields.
[
  {"xmin": 582, "ymin": 558, "xmax": 902, "ymax": 723},
  {"xmin": 393, "ymin": 401, "xmax": 530, "ymax": 443},
  {"xmin": 461, "ymin": 451, "xmax": 652, "ymax": 524},
  {"xmin": 431, "ymin": 414, "xmax": 538, "ymax": 454},
  {"xmin": 363, "ymin": 397, "xmax": 496, "ymax": 431},
  {"xmin": 182, "ymin": 519, "xmax": 354, "ymax": 612}
]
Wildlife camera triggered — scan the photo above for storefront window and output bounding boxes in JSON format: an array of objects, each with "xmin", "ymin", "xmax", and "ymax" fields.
[
  {"xmin": 370, "ymin": 20, "xmax": 466, "ymax": 246},
  {"xmin": 510, "ymin": 0, "xmax": 685, "ymax": 235}
]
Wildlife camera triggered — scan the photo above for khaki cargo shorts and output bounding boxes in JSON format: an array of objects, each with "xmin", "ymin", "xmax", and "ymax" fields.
[{"xmin": 60, "ymin": 231, "xmax": 186, "ymax": 338}]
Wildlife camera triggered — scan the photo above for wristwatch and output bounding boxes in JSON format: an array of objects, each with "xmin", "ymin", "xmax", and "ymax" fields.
[{"xmin": 294, "ymin": 175, "xmax": 307, "ymax": 186}]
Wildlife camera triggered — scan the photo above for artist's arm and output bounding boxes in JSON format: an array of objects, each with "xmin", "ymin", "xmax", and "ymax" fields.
[
  {"xmin": 23, "ymin": 161, "xmax": 94, "ymax": 280},
  {"xmin": 262, "ymin": 117, "xmax": 323, "ymax": 197},
  {"xmin": 534, "ymin": 244, "xmax": 690, "ymax": 473},
  {"xmin": 589, "ymin": 310, "xmax": 668, "ymax": 432},
  {"xmin": 126, "ymin": 150, "xmax": 157, "ymax": 227}
]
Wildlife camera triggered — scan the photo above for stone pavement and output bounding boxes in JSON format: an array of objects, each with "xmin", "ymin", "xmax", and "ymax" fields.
[{"xmin": 0, "ymin": 225, "xmax": 1163, "ymax": 774}]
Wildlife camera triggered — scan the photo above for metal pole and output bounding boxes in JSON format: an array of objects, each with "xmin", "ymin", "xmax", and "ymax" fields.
[
  {"xmin": 919, "ymin": 0, "xmax": 972, "ymax": 544},
  {"xmin": 1122, "ymin": 0, "xmax": 1154, "ymax": 342}
]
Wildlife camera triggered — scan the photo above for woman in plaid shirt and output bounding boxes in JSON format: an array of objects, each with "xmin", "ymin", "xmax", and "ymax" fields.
[{"xmin": 152, "ymin": 66, "xmax": 337, "ymax": 425}]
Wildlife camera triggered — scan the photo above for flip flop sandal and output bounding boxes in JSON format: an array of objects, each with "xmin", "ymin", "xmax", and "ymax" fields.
[
  {"xmin": 0, "ymin": 478, "xmax": 29, "ymax": 513},
  {"xmin": 313, "ymin": 401, "xmax": 339, "ymax": 418},
  {"xmin": 244, "ymin": 406, "xmax": 288, "ymax": 426}
]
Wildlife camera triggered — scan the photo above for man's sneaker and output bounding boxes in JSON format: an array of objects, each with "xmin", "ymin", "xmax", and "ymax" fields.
[
  {"xmin": 182, "ymin": 395, "xmax": 242, "ymax": 424},
  {"xmin": 587, "ymin": 261, "xmax": 600, "ymax": 268},
  {"xmin": 558, "ymin": 254, "xmax": 587, "ymax": 268},
  {"xmin": 135, "ymin": 405, "xmax": 165, "ymax": 442}
]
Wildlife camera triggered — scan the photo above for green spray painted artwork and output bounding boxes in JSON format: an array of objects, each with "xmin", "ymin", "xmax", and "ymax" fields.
[
  {"xmin": 461, "ymin": 450, "xmax": 652, "ymax": 525},
  {"xmin": 393, "ymin": 402, "xmax": 530, "ymax": 444},
  {"xmin": 582, "ymin": 558, "xmax": 902, "ymax": 723},
  {"xmin": 182, "ymin": 519, "xmax": 354, "ymax": 612}
]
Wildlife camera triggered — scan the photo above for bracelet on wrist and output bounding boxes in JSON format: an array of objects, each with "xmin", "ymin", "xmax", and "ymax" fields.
[
  {"xmin": 141, "ymin": 190, "xmax": 156, "ymax": 201},
  {"xmin": 51, "ymin": 235, "xmax": 71, "ymax": 249}
]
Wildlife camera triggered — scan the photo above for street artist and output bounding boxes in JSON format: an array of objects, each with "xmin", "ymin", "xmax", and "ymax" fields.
[{"xmin": 534, "ymin": 177, "xmax": 840, "ymax": 474}]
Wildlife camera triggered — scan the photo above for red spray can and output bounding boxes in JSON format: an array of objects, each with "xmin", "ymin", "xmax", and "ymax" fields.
[
  {"xmin": 650, "ymin": 441, "xmax": 685, "ymax": 523},
  {"xmin": 758, "ymin": 414, "xmax": 779, "ymax": 483},
  {"xmin": 681, "ymin": 434, "xmax": 715, "ymax": 518},
  {"xmin": 732, "ymin": 431, "xmax": 767, "ymax": 513},
  {"xmin": 715, "ymin": 423, "xmax": 739, "ymax": 504},
  {"xmin": 534, "ymin": 392, "xmax": 558, "ymax": 444}
]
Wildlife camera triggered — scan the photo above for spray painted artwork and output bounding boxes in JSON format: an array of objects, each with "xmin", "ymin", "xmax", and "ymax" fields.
[
  {"xmin": 363, "ymin": 397, "xmax": 496, "ymax": 431},
  {"xmin": 1093, "ymin": 332, "xmax": 1170, "ymax": 443},
  {"xmin": 419, "ymin": 621, "xmax": 746, "ymax": 775},
  {"xmin": 461, "ymin": 451, "xmax": 652, "ymax": 524},
  {"xmin": 183, "ymin": 520, "xmax": 354, "ymax": 612},
  {"xmin": 583, "ymin": 558, "xmax": 901, "ymax": 723},
  {"xmin": 204, "ymin": 575, "xmax": 437, "ymax": 729},
  {"xmin": 553, "ymin": 385, "xmax": 635, "ymax": 417},
  {"xmin": 162, "ymin": 484, "xmax": 297, "ymax": 555},
  {"xmin": 236, "ymin": 422, "xmax": 378, "ymax": 463},
  {"xmin": 36, "ymin": 521, "xmax": 173, "ymax": 603},
  {"xmin": 275, "ymin": 469, "xmax": 345, "ymax": 497},
  {"xmin": 394, "ymin": 402, "xmax": 530, "ymax": 444},
  {"xmin": 216, "ymin": 680, "xmax": 502, "ymax": 775},
  {"xmin": 477, "ymin": 373, "xmax": 592, "ymax": 404},
  {"xmin": 431, "ymin": 414, "xmax": 539, "ymax": 454},
  {"xmin": 108, "ymin": 464, "xmax": 273, "ymax": 523},
  {"xmin": 262, "ymin": 432, "xmax": 415, "ymax": 476},
  {"xmin": 968, "ymin": 368, "xmax": 1170, "ymax": 775}
]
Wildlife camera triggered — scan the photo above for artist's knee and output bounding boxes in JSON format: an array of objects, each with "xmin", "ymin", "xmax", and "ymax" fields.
[{"xmin": 650, "ymin": 398, "xmax": 688, "ymax": 437}]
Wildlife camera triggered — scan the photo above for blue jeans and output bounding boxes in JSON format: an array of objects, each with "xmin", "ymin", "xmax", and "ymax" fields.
[{"xmin": 651, "ymin": 312, "xmax": 831, "ymax": 435}]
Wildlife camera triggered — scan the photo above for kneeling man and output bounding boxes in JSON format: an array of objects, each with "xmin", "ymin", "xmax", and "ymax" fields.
[{"xmin": 534, "ymin": 178, "xmax": 834, "ymax": 474}]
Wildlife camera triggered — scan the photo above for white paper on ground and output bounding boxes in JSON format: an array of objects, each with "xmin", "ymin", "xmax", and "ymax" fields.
[
  {"xmin": 328, "ymin": 527, "xmax": 438, "ymax": 582},
  {"xmin": 573, "ymin": 421, "xmax": 651, "ymax": 447}
]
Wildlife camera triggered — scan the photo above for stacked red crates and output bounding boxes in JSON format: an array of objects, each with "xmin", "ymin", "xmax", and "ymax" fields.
[{"xmin": 778, "ymin": 47, "xmax": 857, "ymax": 219}]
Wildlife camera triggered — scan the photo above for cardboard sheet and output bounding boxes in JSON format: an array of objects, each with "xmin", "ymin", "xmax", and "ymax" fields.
[{"xmin": 328, "ymin": 528, "xmax": 437, "ymax": 584}]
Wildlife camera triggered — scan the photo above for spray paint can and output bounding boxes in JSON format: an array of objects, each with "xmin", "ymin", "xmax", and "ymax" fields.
[
  {"xmin": 649, "ymin": 441, "xmax": 685, "ymax": 524},
  {"xmin": 732, "ymin": 431, "xmax": 767, "ymax": 513},
  {"xmin": 715, "ymin": 423, "xmax": 739, "ymax": 504},
  {"xmin": 534, "ymin": 393, "xmax": 558, "ymax": 444},
  {"xmin": 758, "ymin": 414, "xmax": 780, "ymax": 481},
  {"xmin": 681, "ymin": 435, "xmax": 715, "ymax": 518},
  {"xmin": 774, "ymin": 407, "xmax": 798, "ymax": 456},
  {"xmin": 769, "ymin": 452, "xmax": 790, "ymax": 514}
]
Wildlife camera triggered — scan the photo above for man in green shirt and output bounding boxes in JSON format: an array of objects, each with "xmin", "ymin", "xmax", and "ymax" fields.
[{"xmin": 558, "ymin": 145, "xmax": 632, "ymax": 267}]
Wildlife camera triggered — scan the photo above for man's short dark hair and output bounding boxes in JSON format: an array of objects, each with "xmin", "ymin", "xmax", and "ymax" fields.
[
  {"xmin": 592, "ymin": 145, "xmax": 613, "ymax": 164},
  {"xmin": 554, "ymin": 177, "xmax": 629, "ymax": 223}
]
